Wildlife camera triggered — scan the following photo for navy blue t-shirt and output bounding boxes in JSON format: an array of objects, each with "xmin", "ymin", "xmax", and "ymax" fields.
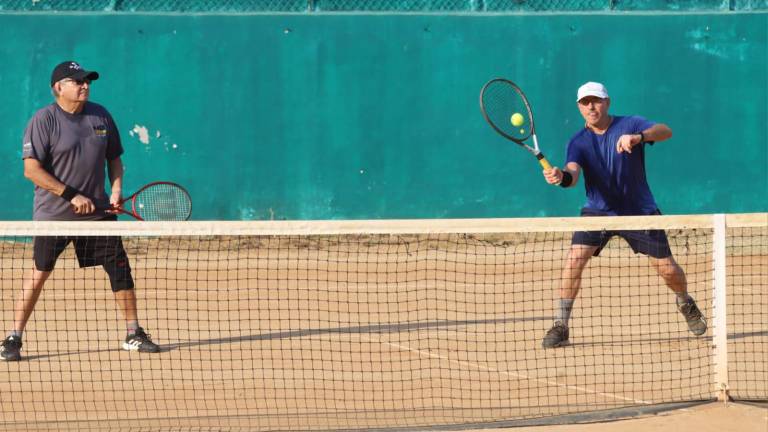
[{"xmin": 565, "ymin": 115, "xmax": 658, "ymax": 216}]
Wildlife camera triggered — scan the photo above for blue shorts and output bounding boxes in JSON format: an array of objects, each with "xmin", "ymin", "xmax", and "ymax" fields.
[{"xmin": 571, "ymin": 209, "xmax": 673, "ymax": 259}]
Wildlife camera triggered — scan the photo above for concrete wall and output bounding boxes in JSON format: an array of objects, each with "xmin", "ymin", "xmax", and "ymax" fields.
[{"xmin": 1, "ymin": 12, "xmax": 765, "ymax": 220}]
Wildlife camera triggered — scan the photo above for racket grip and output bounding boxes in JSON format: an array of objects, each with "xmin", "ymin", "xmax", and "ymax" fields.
[{"xmin": 536, "ymin": 153, "xmax": 552, "ymax": 170}]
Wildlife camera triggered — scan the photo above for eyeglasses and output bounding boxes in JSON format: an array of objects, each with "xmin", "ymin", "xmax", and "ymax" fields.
[{"xmin": 61, "ymin": 78, "xmax": 91, "ymax": 86}]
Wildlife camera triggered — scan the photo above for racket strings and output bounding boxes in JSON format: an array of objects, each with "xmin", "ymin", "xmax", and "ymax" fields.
[
  {"xmin": 133, "ymin": 184, "xmax": 192, "ymax": 221},
  {"xmin": 482, "ymin": 81, "xmax": 532, "ymax": 141}
]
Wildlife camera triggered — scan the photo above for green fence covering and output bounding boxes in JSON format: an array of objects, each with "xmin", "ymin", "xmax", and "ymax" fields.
[{"xmin": 0, "ymin": 0, "xmax": 766, "ymax": 12}]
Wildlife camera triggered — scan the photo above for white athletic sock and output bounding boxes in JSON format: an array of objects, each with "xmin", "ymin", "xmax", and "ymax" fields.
[{"xmin": 555, "ymin": 299, "xmax": 575, "ymax": 327}]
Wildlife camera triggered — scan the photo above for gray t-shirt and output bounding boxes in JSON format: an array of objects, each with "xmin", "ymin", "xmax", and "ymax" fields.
[{"xmin": 22, "ymin": 102, "xmax": 124, "ymax": 221}]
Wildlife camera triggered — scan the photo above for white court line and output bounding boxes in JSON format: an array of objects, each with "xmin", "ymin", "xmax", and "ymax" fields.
[{"xmin": 357, "ymin": 333, "xmax": 653, "ymax": 406}]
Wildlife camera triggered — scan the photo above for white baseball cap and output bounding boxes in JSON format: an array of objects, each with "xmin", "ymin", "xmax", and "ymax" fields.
[{"xmin": 577, "ymin": 82, "xmax": 609, "ymax": 102}]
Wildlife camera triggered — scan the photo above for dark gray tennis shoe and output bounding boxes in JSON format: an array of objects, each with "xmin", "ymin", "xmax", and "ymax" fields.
[
  {"xmin": 542, "ymin": 322, "xmax": 569, "ymax": 348},
  {"xmin": 678, "ymin": 298, "xmax": 708, "ymax": 336},
  {"xmin": 0, "ymin": 335, "xmax": 22, "ymax": 361}
]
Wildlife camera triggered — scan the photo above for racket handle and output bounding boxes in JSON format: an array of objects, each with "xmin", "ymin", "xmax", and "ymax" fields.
[{"xmin": 536, "ymin": 153, "xmax": 552, "ymax": 170}]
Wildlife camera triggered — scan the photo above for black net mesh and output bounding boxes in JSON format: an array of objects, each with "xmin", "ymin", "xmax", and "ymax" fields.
[{"xmin": 0, "ymin": 216, "xmax": 764, "ymax": 430}]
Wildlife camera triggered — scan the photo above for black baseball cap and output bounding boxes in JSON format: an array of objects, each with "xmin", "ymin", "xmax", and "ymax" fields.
[{"xmin": 50, "ymin": 61, "xmax": 99, "ymax": 86}]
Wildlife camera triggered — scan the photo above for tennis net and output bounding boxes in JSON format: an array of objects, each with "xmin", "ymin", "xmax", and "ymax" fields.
[{"xmin": 0, "ymin": 213, "xmax": 765, "ymax": 431}]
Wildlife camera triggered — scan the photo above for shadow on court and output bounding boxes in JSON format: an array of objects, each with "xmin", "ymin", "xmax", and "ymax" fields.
[
  {"xmin": 19, "ymin": 322, "xmax": 766, "ymax": 360},
  {"xmin": 546, "ymin": 329, "xmax": 768, "ymax": 349},
  {"xmin": 161, "ymin": 316, "xmax": 553, "ymax": 351}
]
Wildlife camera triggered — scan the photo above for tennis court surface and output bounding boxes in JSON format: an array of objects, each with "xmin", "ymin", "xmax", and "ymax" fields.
[{"xmin": 0, "ymin": 214, "xmax": 765, "ymax": 431}]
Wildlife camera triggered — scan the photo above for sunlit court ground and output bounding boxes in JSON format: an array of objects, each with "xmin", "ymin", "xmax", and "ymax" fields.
[{"xmin": 0, "ymin": 223, "xmax": 765, "ymax": 430}]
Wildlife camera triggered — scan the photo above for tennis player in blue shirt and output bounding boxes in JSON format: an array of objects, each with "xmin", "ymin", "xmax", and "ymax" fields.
[{"xmin": 540, "ymin": 82, "xmax": 707, "ymax": 348}]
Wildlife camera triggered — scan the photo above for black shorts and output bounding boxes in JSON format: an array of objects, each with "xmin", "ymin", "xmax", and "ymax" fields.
[
  {"xmin": 33, "ymin": 234, "xmax": 134, "ymax": 292},
  {"xmin": 571, "ymin": 209, "xmax": 673, "ymax": 259}
]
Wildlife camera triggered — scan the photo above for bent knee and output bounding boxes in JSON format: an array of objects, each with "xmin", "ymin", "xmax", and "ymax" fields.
[{"xmin": 655, "ymin": 259, "xmax": 684, "ymax": 279}]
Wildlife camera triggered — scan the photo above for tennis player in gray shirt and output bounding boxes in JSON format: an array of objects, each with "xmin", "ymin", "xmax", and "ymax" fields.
[{"xmin": 0, "ymin": 61, "xmax": 159, "ymax": 361}]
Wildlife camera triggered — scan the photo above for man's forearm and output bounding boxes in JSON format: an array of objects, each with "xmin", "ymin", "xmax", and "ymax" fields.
[
  {"xmin": 107, "ymin": 158, "xmax": 124, "ymax": 197},
  {"xmin": 642, "ymin": 123, "xmax": 673, "ymax": 142},
  {"xmin": 23, "ymin": 159, "xmax": 68, "ymax": 197}
]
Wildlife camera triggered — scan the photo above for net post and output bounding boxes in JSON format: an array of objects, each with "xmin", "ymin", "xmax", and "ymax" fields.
[{"xmin": 712, "ymin": 213, "xmax": 730, "ymax": 403}]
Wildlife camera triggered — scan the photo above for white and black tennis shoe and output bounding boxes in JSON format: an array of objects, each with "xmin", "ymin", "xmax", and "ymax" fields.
[{"xmin": 123, "ymin": 327, "xmax": 160, "ymax": 353}]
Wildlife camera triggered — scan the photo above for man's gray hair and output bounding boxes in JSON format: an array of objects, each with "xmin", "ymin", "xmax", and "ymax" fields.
[{"xmin": 51, "ymin": 80, "xmax": 63, "ymax": 98}]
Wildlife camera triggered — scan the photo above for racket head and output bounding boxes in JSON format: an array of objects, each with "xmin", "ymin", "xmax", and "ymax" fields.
[
  {"xmin": 129, "ymin": 181, "xmax": 192, "ymax": 221},
  {"xmin": 479, "ymin": 78, "xmax": 536, "ymax": 144}
]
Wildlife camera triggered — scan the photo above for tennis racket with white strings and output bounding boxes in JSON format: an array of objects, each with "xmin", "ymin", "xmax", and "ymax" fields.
[
  {"xmin": 108, "ymin": 181, "xmax": 192, "ymax": 221},
  {"xmin": 479, "ymin": 78, "xmax": 552, "ymax": 170}
]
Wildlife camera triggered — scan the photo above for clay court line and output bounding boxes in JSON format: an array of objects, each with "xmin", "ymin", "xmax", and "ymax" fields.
[{"xmin": 357, "ymin": 334, "xmax": 653, "ymax": 405}]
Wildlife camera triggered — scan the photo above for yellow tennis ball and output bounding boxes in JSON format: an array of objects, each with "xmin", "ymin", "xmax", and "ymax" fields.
[{"xmin": 511, "ymin": 113, "xmax": 525, "ymax": 127}]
